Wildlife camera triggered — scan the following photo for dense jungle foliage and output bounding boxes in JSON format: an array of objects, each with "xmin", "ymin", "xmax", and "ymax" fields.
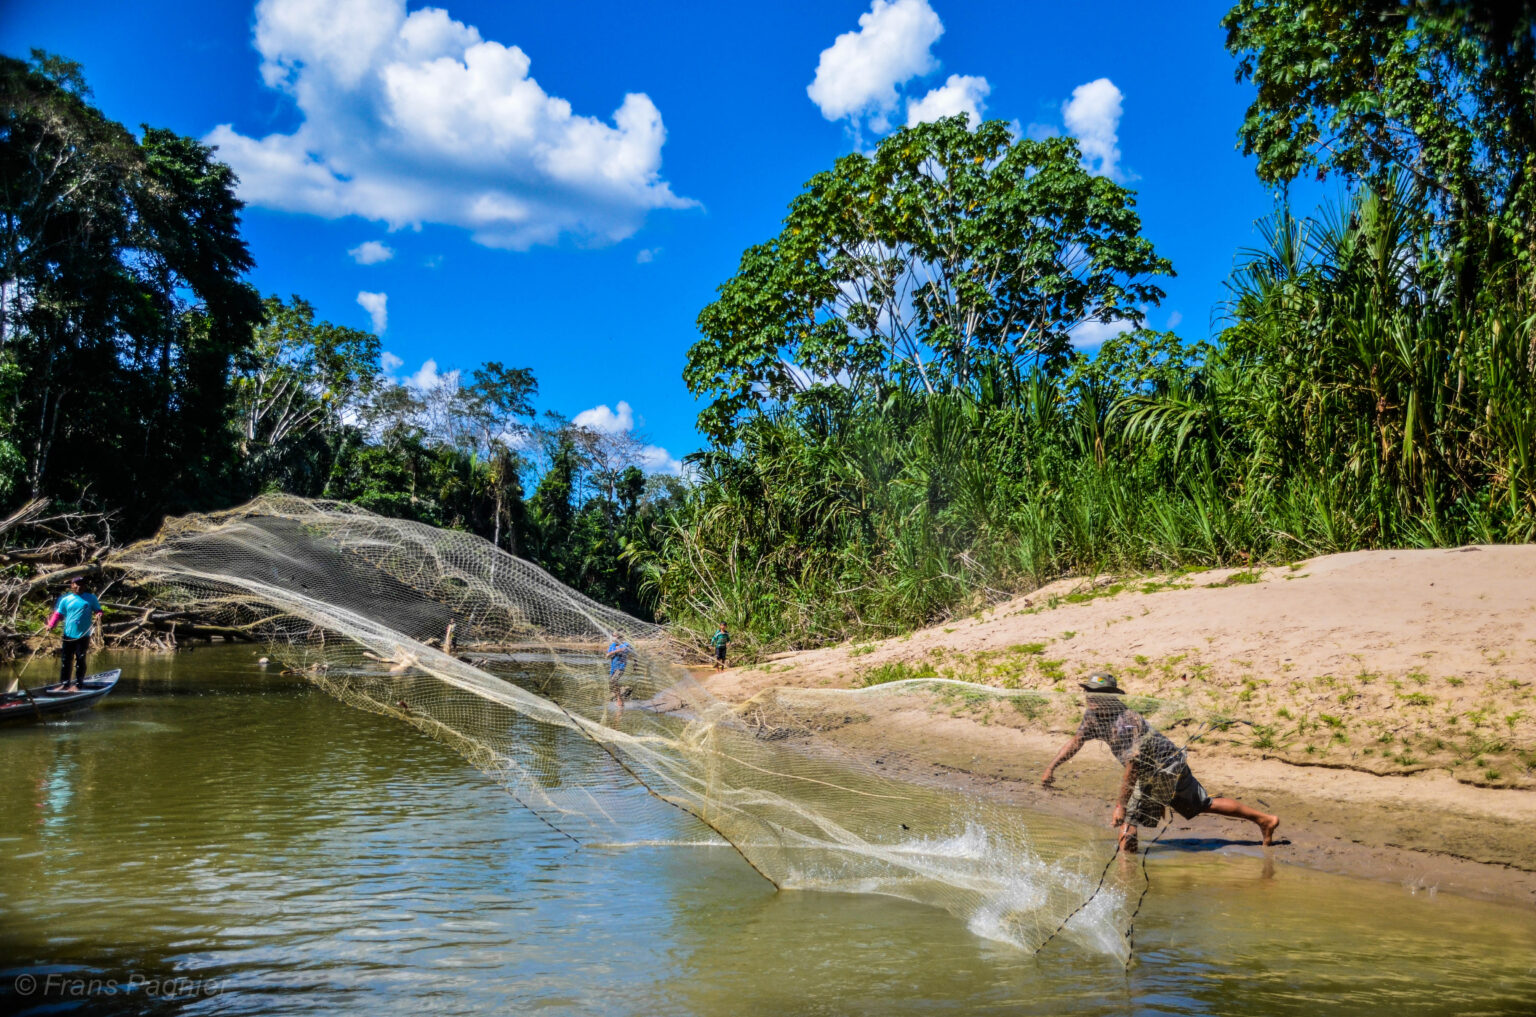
[{"xmin": 4, "ymin": 3, "xmax": 1535, "ymax": 650}]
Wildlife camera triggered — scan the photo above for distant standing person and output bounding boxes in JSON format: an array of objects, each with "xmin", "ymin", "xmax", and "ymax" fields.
[
  {"xmin": 1041, "ymin": 672, "xmax": 1279, "ymax": 852},
  {"xmin": 710, "ymin": 623, "xmax": 731, "ymax": 671},
  {"xmin": 47, "ymin": 576, "xmax": 103, "ymax": 689},
  {"xmin": 605, "ymin": 632, "xmax": 633, "ymax": 718}
]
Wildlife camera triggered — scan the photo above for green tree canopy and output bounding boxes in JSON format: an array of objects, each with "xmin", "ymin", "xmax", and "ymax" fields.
[
  {"xmin": 688, "ymin": 116, "xmax": 1173, "ymax": 442},
  {"xmin": 234, "ymin": 295, "xmax": 381, "ymax": 456},
  {"xmin": 1224, "ymin": 1, "xmax": 1536, "ymax": 307},
  {"xmin": 684, "ymin": 116, "xmax": 1173, "ymax": 441}
]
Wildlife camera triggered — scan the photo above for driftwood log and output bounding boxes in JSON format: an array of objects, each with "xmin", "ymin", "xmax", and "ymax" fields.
[{"xmin": 99, "ymin": 602, "xmax": 260, "ymax": 644}]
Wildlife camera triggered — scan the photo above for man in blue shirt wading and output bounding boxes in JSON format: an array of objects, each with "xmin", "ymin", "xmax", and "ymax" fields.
[
  {"xmin": 47, "ymin": 576, "xmax": 104, "ymax": 689},
  {"xmin": 605, "ymin": 633, "xmax": 632, "ymax": 719}
]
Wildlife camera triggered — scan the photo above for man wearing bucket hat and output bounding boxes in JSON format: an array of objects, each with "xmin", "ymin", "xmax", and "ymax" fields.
[{"xmin": 1041, "ymin": 671, "xmax": 1279, "ymax": 852}]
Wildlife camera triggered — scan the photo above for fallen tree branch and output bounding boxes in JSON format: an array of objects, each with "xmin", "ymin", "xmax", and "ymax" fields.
[{"xmin": 0, "ymin": 498, "xmax": 48, "ymax": 540}]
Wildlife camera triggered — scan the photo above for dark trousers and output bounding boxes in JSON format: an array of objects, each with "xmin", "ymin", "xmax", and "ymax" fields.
[{"xmin": 59, "ymin": 636, "xmax": 89, "ymax": 684}]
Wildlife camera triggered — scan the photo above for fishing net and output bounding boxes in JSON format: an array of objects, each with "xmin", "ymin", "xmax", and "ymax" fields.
[{"xmin": 107, "ymin": 496, "xmax": 1203, "ymax": 961}]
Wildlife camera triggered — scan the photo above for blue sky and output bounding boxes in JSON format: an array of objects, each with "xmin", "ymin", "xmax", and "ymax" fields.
[{"xmin": 1, "ymin": 0, "xmax": 1296, "ymax": 471}]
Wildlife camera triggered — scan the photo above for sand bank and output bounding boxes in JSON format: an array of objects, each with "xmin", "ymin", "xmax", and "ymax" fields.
[{"xmin": 702, "ymin": 546, "xmax": 1536, "ymax": 905}]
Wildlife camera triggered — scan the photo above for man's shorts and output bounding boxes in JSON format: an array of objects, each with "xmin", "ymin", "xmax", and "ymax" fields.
[
  {"xmin": 1124, "ymin": 762, "xmax": 1212, "ymax": 826},
  {"xmin": 714, "ymin": 645, "xmax": 727, "ymax": 662},
  {"xmin": 1168, "ymin": 765, "xmax": 1213, "ymax": 819}
]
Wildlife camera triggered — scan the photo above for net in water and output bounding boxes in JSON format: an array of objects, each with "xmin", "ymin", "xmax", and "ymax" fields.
[{"xmin": 109, "ymin": 496, "xmax": 1202, "ymax": 960}]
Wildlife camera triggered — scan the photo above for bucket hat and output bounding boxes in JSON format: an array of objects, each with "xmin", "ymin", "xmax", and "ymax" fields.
[{"xmin": 1080, "ymin": 671, "xmax": 1124, "ymax": 695}]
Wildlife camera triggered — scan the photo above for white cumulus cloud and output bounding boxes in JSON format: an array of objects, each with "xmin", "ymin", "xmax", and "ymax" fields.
[
  {"xmin": 573, "ymin": 399, "xmax": 681, "ymax": 474},
  {"xmin": 1062, "ymin": 77, "xmax": 1124, "ymax": 180},
  {"xmin": 207, "ymin": 0, "xmax": 692, "ymax": 250},
  {"xmin": 357, "ymin": 290, "xmax": 388, "ymax": 333},
  {"xmin": 573, "ymin": 400, "xmax": 635, "ymax": 434},
  {"xmin": 906, "ymin": 73, "xmax": 990, "ymax": 127},
  {"xmin": 349, "ymin": 239, "xmax": 395, "ymax": 264},
  {"xmin": 807, "ymin": 0, "xmax": 943, "ymax": 130},
  {"xmin": 406, "ymin": 357, "xmax": 458, "ymax": 391},
  {"xmin": 380, "ymin": 351, "xmax": 404, "ymax": 373},
  {"xmin": 635, "ymin": 247, "xmax": 659, "ymax": 264},
  {"xmin": 638, "ymin": 445, "xmax": 683, "ymax": 475},
  {"xmin": 1070, "ymin": 318, "xmax": 1131, "ymax": 349}
]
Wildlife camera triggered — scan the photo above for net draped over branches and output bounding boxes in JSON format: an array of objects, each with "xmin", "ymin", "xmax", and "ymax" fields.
[{"xmin": 108, "ymin": 496, "xmax": 1197, "ymax": 959}]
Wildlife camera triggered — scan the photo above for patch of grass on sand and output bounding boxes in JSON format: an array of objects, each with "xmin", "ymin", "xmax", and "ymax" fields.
[
  {"xmin": 935, "ymin": 684, "xmax": 991, "ymax": 710},
  {"xmin": 1206, "ymin": 570, "xmax": 1263, "ymax": 588},
  {"xmin": 862, "ymin": 660, "xmax": 938, "ymax": 686},
  {"xmin": 1138, "ymin": 579, "xmax": 1190, "ymax": 594},
  {"xmin": 1011, "ymin": 692, "xmax": 1049, "ymax": 720},
  {"xmin": 1062, "ymin": 582, "xmax": 1126, "ymax": 605}
]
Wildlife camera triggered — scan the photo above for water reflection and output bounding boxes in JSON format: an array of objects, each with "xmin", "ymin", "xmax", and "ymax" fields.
[
  {"xmin": 0, "ymin": 646, "xmax": 1532, "ymax": 1016},
  {"xmin": 38, "ymin": 741, "xmax": 77, "ymax": 836}
]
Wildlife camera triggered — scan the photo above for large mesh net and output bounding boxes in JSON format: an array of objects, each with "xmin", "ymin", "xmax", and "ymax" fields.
[{"xmin": 107, "ymin": 496, "xmax": 1204, "ymax": 961}]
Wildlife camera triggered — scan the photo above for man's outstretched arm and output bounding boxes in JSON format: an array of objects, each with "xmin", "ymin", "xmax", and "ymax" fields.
[{"xmin": 1041, "ymin": 732, "xmax": 1086, "ymax": 786}]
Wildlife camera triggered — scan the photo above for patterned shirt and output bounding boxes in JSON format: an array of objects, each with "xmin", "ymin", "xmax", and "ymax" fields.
[{"xmin": 1078, "ymin": 702, "xmax": 1182, "ymax": 771}]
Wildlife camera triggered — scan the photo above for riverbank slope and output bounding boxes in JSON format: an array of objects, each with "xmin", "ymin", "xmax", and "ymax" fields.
[{"xmin": 701, "ymin": 545, "xmax": 1536, "ymax": 905}]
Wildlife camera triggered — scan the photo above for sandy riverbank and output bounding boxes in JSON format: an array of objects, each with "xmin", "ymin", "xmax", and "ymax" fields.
[{"xmin": 699, "ymin": 545, "xmax": 1536, "ymax": 906}]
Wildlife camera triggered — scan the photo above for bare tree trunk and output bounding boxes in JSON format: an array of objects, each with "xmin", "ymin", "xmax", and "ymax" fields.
[
  {"xmin": 493, "ymin": 486, "xmax": 503, "ymax": 550},
  {"xmin": 30, "ymin": 381, "xmax": 58, "ymax": 499}
]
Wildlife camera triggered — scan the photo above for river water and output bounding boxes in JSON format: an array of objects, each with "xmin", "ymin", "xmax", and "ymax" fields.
[{"xmin": 2, "ymin": 646, "xmax": 1533, "ymax": 1016}]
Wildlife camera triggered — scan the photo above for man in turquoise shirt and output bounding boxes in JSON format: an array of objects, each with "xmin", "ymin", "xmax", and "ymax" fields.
[
  {"xmin": 710, "ymin": 623, "xmax": 730, "ymax": 671},
  {"xmin": 47, "ymin": 576, "xmax": 103, "ymax": 688},
  {"xmin": 605, "ymin": 633, "xmax": 632, "ymax": 719}
]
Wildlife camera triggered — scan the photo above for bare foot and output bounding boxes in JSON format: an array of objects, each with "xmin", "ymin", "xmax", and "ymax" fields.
[{"xmin": 1259, "ymin": 814, "xmax": 1280, "ymax": 846}]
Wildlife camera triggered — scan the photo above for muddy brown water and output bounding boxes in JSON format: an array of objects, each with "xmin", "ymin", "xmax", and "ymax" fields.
[{"xmin": 2, "ymin": 646, "xmax": 1533, "ymax": 1015}]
